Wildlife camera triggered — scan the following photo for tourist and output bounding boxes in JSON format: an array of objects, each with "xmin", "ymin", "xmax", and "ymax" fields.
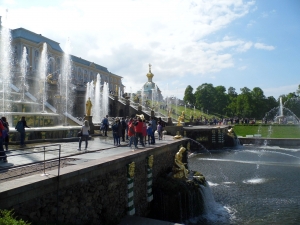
[
  {"xmin": 112, "ymin": 119, "xmax": 118, "ymax": 146},
  {"xmin": 78, "ymin": 120, "xmax": 90, "ymax": 151},
  {"xmin": 0, "ymin": 119, "xmax": 7, "ymax": 162},
  {"xmin": 117, "ymin": 118, "xmax": 122, "ymax": 145},
  {"xmin": 135, "ymin": 116, "xmax": 144, "ymax": 147},
  {"xmin": 146, "ymin": 123, "xmax": 153, "ymax": 145},
  {"xmin": 15, "ymin": 116, "xmax": 30, "ymax": 148},
  {"xmin": 157, "ymin": 121, "xmax": 162, "ymax": 140},
  {"xmin": 125, "ymin": 116, "xmax": 130, "ymax": 140},
  {"xmin": 1, "ymin": 117, "xmax": 9, "ymax": 151},
  {"xmin": 128, "ymin": 118, "xmax": 137, "ymax": 148},
  {"xmin": 150, "ymin": 117, "xmax": 157, "ymax": 144},
  {"xmin": 102, "ymin": 115, "xmax": 109, "ymax": 136},
  {"xmin": 121, "ymin": 117, "xmax": 127, "ymax": 142}
]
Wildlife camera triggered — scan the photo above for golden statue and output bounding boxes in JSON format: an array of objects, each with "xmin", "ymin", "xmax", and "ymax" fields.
[
  {"xmin": 173, "ymin": 147, "xmax": 188, "ymax": 179},
  {"xmin": 136, "ymin": 114, "xmax": 145, "ymax": 121},
  {"xmin": 46, "ymin": 74, "xmax": 57, "ymax": 85},
  {"xmin": 177, "ymin": 111, "xmax": 185, "ymax": 126},
  {"xmin": 147, "ymin": 155, "xmax": 154, "ymax": 168},
  {"xmin": 86, "ymin": 97, "xmax": 92, "ymax": 116},
  {"xmin": 128, "ymin": 162, "xmax": 135, "ymax": 178}
]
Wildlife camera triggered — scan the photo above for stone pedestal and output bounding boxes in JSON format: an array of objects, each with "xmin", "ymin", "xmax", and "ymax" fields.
[
  {"xmin": 151, "ymin": 110, "xmax": 155, "ymax": 118},
  {"xmin": 85, "ymin": 116, "xmax": 95, "ymax": 134}
]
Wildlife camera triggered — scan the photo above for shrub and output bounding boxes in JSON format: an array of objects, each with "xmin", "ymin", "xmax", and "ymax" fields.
[{"xmin": 0, "ymin": 209, "xmax": 31, "ymax": 225}]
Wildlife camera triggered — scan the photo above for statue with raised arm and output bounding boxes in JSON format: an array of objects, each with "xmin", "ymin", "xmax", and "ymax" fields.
[
  {"xmin": 173, "ymin": 147, "xmax": 188, "ymax": 179},
  {"xmin": 86, "ymin": 97, "xmax": 92, "ymax": 116}
]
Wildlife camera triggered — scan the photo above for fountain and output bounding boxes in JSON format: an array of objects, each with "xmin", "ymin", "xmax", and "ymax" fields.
[
  {"xmin": 0, "ymin": 20, "xmax": 81, "ymax": 143},
  {"xmin": 38, "ymin": 43, "xmax": 48, "ymax": 113},
  {"xmin": 84, "ymin": 74, "xmax": 109, "ymax": 123},
  {"xmin": 263, "ymin": 97, "xmax": 300, "ymax": 124}
]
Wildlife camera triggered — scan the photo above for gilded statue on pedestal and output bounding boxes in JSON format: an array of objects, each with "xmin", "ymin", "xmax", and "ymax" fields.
[
  {"xmin": 173, "ymin": 147, "xmax": 188, "ymax": 179},
  {"xmin": 86, "ymin": 97, "xmax": 92, "ymax": 116},
  {"xmin": 177, "ymin": 111, "xmax": 185, "ymax": 126},
  {"xmin": 128, "ymin": 162, "xmax": 135, "ymax": 178}
]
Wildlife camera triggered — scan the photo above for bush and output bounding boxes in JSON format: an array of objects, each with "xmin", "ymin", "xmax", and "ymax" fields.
[{"xmin": 0, "ymin": 209, "xmax": 31, "ymax": 225}]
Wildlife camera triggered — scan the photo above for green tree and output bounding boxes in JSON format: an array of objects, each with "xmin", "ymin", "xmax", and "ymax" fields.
[
  {"xmin": 213, "ymin": 85, "xmax": 228, "ymax": 116},
  {"xmin": 194, "ymin": 83, "xmax": 215, "ymax": 114},
  {"xmin": 226, "ymin": 87, "xmax": 238, "ymax": 116},
  {"xmin": 251, "ymin": 87, "xmax": 266, "ymax": 118},
  {"xmin": 183, "ymin": 85, "xmax": 195, "ymax": 106},
  {"xmin": 236, "ymin": 87, "xmax": 253, "ymax": 117}
]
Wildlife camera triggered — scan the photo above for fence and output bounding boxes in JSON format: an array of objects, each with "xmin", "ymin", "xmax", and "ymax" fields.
[{"xmin": 0, "ymin": 144, "xmax": 61, "ymax": 182}]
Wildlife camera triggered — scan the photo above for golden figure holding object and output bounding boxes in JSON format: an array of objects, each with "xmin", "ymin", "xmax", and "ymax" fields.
[
  {"xmin": 173, "ymin": 147, "xmax": 188, "ymax": 179},
  {"xmin": 86, "ymin": 97, "xmax": 92, "ymax": 116}
]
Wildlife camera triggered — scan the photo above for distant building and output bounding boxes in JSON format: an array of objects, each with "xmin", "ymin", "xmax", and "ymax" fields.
[
  {"xmin": 137, "ymin": 64, "xmax": 163, "ymax": 103},
  {"xmin": 9, "ymin": 27, "xmax": 124, "ymax": 116}
]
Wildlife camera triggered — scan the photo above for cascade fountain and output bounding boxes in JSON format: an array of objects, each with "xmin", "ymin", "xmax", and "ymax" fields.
[
  {"xmin": 84, "ymin": 74, "xmax": 109, "ymax": 123},
  {"xmin": 0, "ymin": 21, "xmax": 81, "ymax": 142}
]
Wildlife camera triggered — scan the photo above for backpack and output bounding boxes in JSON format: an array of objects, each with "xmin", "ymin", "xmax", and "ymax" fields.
[{"xmin": 15, "ymin": 121, "xmax": 24, "ymax": 132}]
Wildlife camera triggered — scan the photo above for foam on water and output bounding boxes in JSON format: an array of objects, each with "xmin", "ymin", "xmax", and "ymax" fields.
[{"xmin": 243, "ymin": 178, "xmax": 266, "ymax": 184}]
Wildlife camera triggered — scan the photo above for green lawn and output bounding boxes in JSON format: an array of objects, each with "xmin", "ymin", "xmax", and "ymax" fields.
[{"xmin": 233, "ymin": 124, "xmax": 300, "ymax": 138}]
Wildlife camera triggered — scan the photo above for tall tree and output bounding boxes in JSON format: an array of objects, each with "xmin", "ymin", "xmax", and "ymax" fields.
[
  {"xmin": 214, "ymin": 85, "xmax": 228, "ymax": 116},
  {"xmin": 194, "ymin": 83, "xmax": 215, "ymax": 114},
  {"xmin": 251, "ymin": 87, "xmax": 266, "ymax": 118},
  {"xmin": 183, "ymin": 85, "xmax": 195, "ymax": 106}
]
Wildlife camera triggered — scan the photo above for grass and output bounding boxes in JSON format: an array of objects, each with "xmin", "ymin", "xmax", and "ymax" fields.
[{"xmin": 233, "ymin": 124, "xmax": 300, "ymax": 138}]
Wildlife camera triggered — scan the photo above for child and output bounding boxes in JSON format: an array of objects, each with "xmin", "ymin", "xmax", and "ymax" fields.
[
  {"xmin": 146, "ymin": 123, "xmax": 153, "ymax": 145},
  {"xmin": 157, "ymin": 121, "xmax": 162, "ymax": 140}
]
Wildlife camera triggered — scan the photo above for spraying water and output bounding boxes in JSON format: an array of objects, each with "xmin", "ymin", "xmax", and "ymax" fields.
[
  {"xmin": 38, "ymin": 43, "xmax": 48, "ymax": 112},
  {"xmin": 20, "ymin": 47, "xmax": 28, "ymax": 101},
  {"xmin": 0, "ymin": 20, "xmax": 12, "ymax": 113},
  {"xmin": 61, "ymin": 39, "xmax": 74, "ymax": 124},
  {"xmin": 93, "ymin": 74, "xmax": 101, "ymax": 123}
]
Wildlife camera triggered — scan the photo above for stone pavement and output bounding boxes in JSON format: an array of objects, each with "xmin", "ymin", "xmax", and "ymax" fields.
[{"xmin": 0, "ymin": 134, "xmax": 175, "ymax": 169}]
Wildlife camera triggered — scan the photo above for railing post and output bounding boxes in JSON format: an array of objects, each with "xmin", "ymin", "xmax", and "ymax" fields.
[{"xmin": 41, "ymin": 146, "xmax": 49, "ymax": 176}]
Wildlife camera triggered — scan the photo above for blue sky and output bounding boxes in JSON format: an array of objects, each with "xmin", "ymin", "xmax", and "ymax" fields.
[{"xmin": 1, "ymin": 0, "xmax": 299, "ymax": 100}]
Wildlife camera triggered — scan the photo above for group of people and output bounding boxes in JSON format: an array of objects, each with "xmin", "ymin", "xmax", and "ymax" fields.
[
  {"xmin": 109, "ymin": 115, "xmax": 165, "ymax": 149},
  {"xmin": 0, "ymin": 116, "xmax": 30, "ymax": 163}
]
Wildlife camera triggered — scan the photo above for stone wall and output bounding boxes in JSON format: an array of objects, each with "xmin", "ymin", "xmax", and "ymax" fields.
[{"xmin": 0, "ymin": 140, "xmax": 187, "ymax": 225}]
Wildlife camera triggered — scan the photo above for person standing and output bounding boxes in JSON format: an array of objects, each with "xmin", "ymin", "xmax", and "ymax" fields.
[
  {"xmin": 16, "ymin": 116, "xmax": 30, "ymax": 148},
  {"xmin": 1, "ymin": 117, "xmax": 9, "ymax": 151},
  {"xmin": 102, "ymin": 115, "xmax": 109, "ymax": 136},
  {"xmin": 121, "ymin": 117, "xmax": 127, "ymax": 142},
  {"xmin": 0, "ymin": 119, "xmax": 7, "ymax": 162},
  {"xmin": 135, "ymin": 117, "xmax": 144, "ymax": 147},
  {"xmin": 150, "ymin": 117, "xmax": 157, "ymax": 144},
  {"xmin": 146, "ymin": 123, "xmax": 153, "ymax": 145},
  {"xmin": 127, "ymin": 118, "xmax": 136, "ymax": 148},
  {"xmin": 112, "ymin": 118, "xmax": 121, "ymax": 146},
  {"xmin": 78, "ymin": 120, "xmax": 90, "ymax": 151},
  {"xmin": 125, "ymin": 116, "xmax": 130, "ymax": 141}
]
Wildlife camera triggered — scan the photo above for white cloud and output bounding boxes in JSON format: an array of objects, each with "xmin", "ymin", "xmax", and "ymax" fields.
[
  {"xmin": 0, "ymin": 0, "xmax": 257, "ymax": 95},
  {"xmin": 254, "ymin": 43, "xmax": 275, "ymax": 51}
]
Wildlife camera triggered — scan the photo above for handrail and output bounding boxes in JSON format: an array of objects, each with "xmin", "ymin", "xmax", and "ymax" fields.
[{"xmin": 0, "ymin": 144, "xmax": 61, "ymax": 181}]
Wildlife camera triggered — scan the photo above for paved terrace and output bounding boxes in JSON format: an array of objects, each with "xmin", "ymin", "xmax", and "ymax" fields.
[{"xmin": 0, "ymin": 134, "xmax": 184, "ymax": 225}]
